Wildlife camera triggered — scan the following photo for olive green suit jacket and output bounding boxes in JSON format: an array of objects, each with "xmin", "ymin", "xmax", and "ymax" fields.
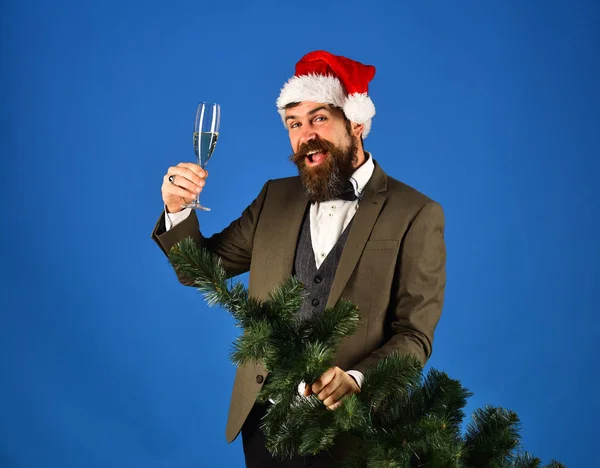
[{"xmin": 151, "ymin": 160, "xmax": 446, "ymax": 443}]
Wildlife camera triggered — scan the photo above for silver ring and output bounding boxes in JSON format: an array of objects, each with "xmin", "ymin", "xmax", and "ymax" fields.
[{"xmin": 168, "ymin": 174, "xmax": 175, "ymax": 184}]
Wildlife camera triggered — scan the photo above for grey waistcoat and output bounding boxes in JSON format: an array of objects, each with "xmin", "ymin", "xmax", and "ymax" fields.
[{"xmin": 293, "ymin": 208, "xmax": 353, "ymax": 319}]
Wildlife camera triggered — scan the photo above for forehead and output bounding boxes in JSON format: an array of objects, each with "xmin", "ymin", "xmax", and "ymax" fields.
[{"xmin": 284, "ymin": 101, "xmax": 339, "ymax": 118}]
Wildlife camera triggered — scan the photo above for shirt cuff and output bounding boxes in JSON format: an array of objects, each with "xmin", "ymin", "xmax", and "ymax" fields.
[
  {"xmin": 346, "ymin": 370, "xmax": 364, "ymax": 389},
  {"xmin": 164, "ymin": 205, "xmax": 192, "ymax": 231}
]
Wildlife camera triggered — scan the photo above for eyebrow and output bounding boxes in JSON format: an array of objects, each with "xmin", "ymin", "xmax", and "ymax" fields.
[{"xmin": 285, "ymin": 106, "xmax": 330, "ymax": 122}]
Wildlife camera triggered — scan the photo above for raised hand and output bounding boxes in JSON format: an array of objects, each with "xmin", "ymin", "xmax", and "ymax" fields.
[{"xmin": 162, "ymin": 163, "xmax": 208, "ymax": 213}]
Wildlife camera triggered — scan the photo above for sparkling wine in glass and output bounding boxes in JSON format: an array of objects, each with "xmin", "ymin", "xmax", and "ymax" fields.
[{"xmin": 184, "ymin": 102, "xmax": 220, "ymax": 211}]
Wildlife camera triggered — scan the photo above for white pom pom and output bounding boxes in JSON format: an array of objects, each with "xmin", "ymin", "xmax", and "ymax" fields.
[{"xmin": 344, "ymin": 93, "xmax": 376, "ymax": 138}]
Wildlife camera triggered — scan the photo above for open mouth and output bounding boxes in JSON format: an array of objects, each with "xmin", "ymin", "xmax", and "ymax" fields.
[{"xmin": 305, "ymin": 149, "xmax": 328, "ymax": 166}]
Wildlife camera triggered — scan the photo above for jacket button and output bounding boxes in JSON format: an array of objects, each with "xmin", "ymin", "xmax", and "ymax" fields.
[
  {"xmin": 314, "ymin": 275, "xmax": 322, "ymax": 283},
  {"xmin": 256, "ymin": 375, "xmax": 264, "ymax": 384},
  {"xmin": 312, "ymin": 299, "xmax": 320, "ymax": 307}
]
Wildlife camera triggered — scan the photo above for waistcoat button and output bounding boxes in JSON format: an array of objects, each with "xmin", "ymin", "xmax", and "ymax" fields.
[
  {"xmin": 314, "ymin": 275, "xmax": 322, "ymax": 283},
  {"xmin": 312, "ymin": 299, "xmax": 320, "ymax": 307}
]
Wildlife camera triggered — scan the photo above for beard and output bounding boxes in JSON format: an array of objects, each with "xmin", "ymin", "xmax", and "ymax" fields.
[{"xmin": 290, "ymin": 136, "xmax": 358, "ymax": 203}]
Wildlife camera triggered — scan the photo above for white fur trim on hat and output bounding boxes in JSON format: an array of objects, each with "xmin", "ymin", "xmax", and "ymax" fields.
[
  {"xmin": 277, "ymin": 74, "xmax": 345, "ymax": 124},
  {"xmin": 276, "ymin": 76, "xmax": 376, "ymax": 138},
  {"xmin": 277, "ymin": 74, "xmax": 346, "ymax": 111}
]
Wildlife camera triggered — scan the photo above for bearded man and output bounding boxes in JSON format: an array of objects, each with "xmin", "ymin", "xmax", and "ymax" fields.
[{"xmin": 152, "ymin": 51, "xmax": 446, "ymax": 467}]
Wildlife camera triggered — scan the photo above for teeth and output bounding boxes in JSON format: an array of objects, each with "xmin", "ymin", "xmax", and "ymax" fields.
[{"xmin": 307, "ymin": 150, "xmax": 322, "ymax": 155}]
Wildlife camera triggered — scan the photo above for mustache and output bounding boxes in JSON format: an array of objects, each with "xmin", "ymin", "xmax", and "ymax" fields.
[{"xmin": 290, "ymin": 138, "xmax": 339, "ymax": 164}]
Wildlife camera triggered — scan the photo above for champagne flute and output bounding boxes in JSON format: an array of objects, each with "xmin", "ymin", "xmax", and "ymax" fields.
[{"xmin": 184, "ymin": 102, "xmax": 220, "ymax": 211}]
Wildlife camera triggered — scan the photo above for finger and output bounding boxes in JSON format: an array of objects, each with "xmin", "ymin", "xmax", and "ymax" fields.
[
  {"xmin": 316, "ymin": 378, "xmax": 342, "ymax": 402},
  {"xmin": 327, "ymin": 400, "xmax": 343, "ymax": 411},
  {"xmin": 176, "ymin": 162, "xmax": 208, "ymax": 179},
  {"xmin": 322, "ymin": 384, "xmax": 347, "ymax": 408},
  {"xmin": 163, "ymin": 176, "xmax": 201, "ymax": 200},
  {"xmin": 312, "ymin": 368, "xmax": 337, "ymax": 394},
  {"xmin": 167, "ymin": 166, "xmax": 205, "ymax": 186},
  {"xmin": 162, "ymin": 181, "xmax": 197, "ymax": 201},
  {"xmin": 164, "ymin": 173, "xmax": 204, "ymax": 194},
  {"xmin": 168, "ymin": 166, "xmax": 206, "ymax": 186}
]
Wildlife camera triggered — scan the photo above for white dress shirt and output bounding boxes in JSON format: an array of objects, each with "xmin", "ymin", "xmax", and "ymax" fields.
[{"xmin": 164, "ymin": 154, "xmax": 375, "ymax": 390}]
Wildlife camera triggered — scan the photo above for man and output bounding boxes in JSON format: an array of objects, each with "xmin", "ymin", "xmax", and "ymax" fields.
[{"xmin": 152, "ymin": 50, "xmax": 446, "ymax": 467}]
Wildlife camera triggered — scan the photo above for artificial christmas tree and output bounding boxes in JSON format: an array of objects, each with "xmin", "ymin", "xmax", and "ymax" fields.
[{"xmin": 169, "ymin": 238, "xmax": 564, "ymax": 468}]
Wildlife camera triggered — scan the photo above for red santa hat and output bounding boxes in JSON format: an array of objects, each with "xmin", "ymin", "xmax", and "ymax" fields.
[{"xmin": 276, "ymin": 50, "xmax": 376, "ymax": 138}]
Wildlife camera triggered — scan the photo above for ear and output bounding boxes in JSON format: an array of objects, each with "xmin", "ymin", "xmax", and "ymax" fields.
[{"xmin": 351, "ymin": 122, "xmax": 364, "ymax": 139}]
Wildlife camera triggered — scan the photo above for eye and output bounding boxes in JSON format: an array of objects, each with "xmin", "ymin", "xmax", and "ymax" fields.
[
  {"xmin": 289, "ymin": 122, "xmax": 300, "ymax": 129},
  {"xmin": 313, "ymin": 116, "xmax": 327, "ymax": 123}
]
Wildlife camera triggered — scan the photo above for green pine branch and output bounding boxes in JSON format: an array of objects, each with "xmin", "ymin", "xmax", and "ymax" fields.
[
  {"xmin": 168, "ymin": 240, "xmax": 566, "ymax": 468},
  {"xmin": 463, "ymin": 406, "xmax": 521, "ymax": 467},
  {"xmin": 511, "ymin": 452, "xmax": 542, "ymax": 468}
]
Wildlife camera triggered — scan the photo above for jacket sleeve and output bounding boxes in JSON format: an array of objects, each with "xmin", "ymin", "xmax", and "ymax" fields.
[
  {"xmin": 352, "ymin": 200, "xmax": 446, "ymax": 372},
  {"xmin": 151, "ymin": 180, "xmax": 271, "ymax": 285}
]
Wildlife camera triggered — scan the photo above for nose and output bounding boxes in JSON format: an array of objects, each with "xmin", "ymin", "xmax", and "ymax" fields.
[{"xmin": 298, "ymin": 127, "xmax": 317, "ymax": 147}]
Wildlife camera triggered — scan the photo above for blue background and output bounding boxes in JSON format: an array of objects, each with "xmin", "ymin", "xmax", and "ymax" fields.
[{"xmin": 1, "ymin": 0, "xmax": 598, "ymax": 466}]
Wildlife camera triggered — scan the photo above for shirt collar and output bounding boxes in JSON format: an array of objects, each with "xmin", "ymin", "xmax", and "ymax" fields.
[{"xmin": 349, "ymin": 151, "xmax": 375, "ymax": 198}]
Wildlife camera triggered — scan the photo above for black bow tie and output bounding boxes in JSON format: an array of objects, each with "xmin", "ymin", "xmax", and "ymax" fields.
[
  {"xmin": 310, "ymin": 181, "xmax": 360, "ymax": 204},
  {"xmin": 336, "ymin": 184, "xmax": 359, "ymax": 201},
  {"xmin": 330, "ymin": 180, "xmax": 361, "ymax": 202}
]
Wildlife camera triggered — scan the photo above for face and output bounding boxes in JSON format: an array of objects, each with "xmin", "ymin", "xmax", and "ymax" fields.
[{"xmin": 286, "ymin": 102, "xmax": 361, "ymax": 203}]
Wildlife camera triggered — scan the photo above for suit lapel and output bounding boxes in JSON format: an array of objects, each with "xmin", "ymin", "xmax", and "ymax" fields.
[{"xmin": 326, "ymin": 161, "xmax": 388, "ymax": 309}]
